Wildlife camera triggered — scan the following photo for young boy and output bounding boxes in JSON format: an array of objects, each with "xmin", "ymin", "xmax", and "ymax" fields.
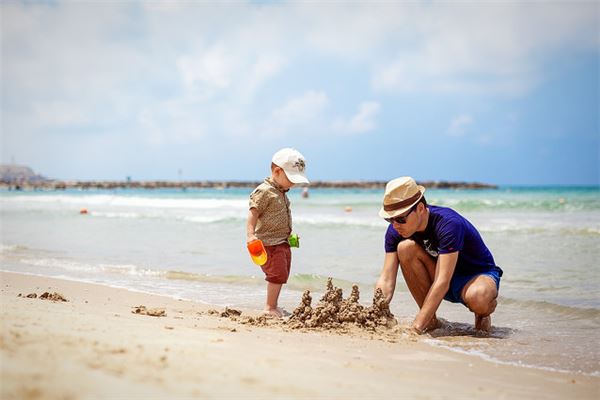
[{"xmin": 247, "ymin": 148, "xmax": 309, "ymax": 317}]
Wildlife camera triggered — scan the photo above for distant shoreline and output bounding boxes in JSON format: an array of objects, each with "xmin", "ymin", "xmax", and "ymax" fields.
[{"xmin": 0, "ymin": 179, "xmax": 497, "ymax": 190}]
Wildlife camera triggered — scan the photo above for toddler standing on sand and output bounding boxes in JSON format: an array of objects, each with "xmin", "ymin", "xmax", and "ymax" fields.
[{"xmin": 246, "ymin": 148, "xmax": 309, "ymax": 317}]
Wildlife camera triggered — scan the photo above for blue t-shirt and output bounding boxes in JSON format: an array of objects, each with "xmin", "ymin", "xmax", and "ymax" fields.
[{"xmin": 384, "ymin": 205, "xmax": 501, "ymax": 276}]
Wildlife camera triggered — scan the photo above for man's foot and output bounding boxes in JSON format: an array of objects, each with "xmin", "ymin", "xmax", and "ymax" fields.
[{"xmin": 475, "ymin": 315, "xmax": 491, "ymax": 332}]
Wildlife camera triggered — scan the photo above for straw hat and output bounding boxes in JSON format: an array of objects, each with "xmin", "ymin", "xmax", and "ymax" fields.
[{"xmin": 378, "ymin": 177, "xmax": 426, "ymax": 219}]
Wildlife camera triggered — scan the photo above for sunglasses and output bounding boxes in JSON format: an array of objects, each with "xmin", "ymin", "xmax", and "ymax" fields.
[{"xmin": 384, "ymin": 203, "xmax": 418, "ymax": 224}]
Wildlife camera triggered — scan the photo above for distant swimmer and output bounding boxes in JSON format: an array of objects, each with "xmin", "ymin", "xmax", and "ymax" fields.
[
  {"xmin": 301, "ymin": 187, "xmax": 309, "ymax": 198},
  {"xmin": 79, "ymin": 208, "xmax": 88, "ymax": 214}
]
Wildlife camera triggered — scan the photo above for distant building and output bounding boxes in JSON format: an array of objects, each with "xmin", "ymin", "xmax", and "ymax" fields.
[{"xmin": 0, "ymin": 164, "xmax": 49, "ymax": 183}]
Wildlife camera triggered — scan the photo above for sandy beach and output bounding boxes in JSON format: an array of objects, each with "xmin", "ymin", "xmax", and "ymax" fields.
[{"xmin": 1, "ymin": 271, "xmax": 597, "ymax": 399}]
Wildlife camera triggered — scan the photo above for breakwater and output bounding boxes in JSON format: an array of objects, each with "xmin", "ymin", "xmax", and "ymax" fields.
[{"xmin": 0, "ymin": 180, "xmax": 497, "ymax": 190}]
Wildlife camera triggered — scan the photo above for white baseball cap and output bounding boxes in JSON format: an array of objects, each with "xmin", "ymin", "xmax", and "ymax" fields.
[{"xmin": 272, "ymin": 148, "xmax": 309, "ymax": 184}]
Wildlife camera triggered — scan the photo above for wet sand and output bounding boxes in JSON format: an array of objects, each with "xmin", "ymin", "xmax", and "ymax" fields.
[{"xmin": 1, "ymin": 271, "xmax": 597, "ymax": 399}]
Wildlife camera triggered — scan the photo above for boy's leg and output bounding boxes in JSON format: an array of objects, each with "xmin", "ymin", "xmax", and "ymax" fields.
[{"xmin": 264, "ymin": 282, "xmax": 283, "ymax": 317}]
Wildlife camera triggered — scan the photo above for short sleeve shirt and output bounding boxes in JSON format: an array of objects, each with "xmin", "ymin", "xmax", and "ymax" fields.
[
  {"xmin": 249, "ymin": 178, "xmax": 292, "ymax": 246},
  {"xmin": 384, "ymin": 205, "xmax": 500, "ymax": 276}
]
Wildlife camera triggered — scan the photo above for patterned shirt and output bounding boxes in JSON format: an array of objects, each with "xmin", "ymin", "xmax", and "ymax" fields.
[{"xmin": 249, "ymin": 177, "xmax": 292, "ymax": 246}]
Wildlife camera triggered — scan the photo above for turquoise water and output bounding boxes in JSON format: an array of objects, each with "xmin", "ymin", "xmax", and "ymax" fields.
[{"xmin": 1, "ymin": 186, "xmax": 599, "ymax": 374}]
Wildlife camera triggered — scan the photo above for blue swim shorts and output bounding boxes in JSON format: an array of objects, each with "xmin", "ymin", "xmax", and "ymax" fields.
[{"xmin": 443, "ymin": 266, "xmax": 503, "ymax": 305}]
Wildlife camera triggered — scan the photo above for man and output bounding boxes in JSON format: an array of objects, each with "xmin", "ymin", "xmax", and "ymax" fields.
[{"xmin": 375, "ymin": 177, "xmax": 503, "ymax": 334}]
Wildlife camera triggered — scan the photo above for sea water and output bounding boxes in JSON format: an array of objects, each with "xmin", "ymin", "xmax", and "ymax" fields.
[{"xmin": 1, "ymin": 185, "xmax": 599, "ymax": 375}]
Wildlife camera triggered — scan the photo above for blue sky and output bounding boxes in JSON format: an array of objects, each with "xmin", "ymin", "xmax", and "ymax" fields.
[{"xmin": 1, "ymin": 1, "xmax": 598, "ymax": 185}]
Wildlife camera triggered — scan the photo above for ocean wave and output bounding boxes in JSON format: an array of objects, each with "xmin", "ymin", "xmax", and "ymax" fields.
[
  {"xmin": 87, "ymin": 210, "xmax": 599, "ymax": 234},
  {"xmin": 432, "ymin": 198, "xmax": 600, "ymax": 212},
  {"xmin": 9, "ymin": 253, "xmax": 374, "ymax": 296},
  {"xmin": 0, "ymin": 194, "xmax": 248, "ymax": 210},
  {"xmin": 477, "ymin": 225, "xmax": 600, "ymax": 236},
  {"xmin": 3, "ymin": 190, "xmax": 600, "ymax": 212},
  {"xmin": 423, "ymin": 339, "xmax": 600, "ymax": 377},
  {"xmin": 160, "ymin": 270, "xmax": 364, "ymax": 294},
  {"xmin": 91, "ymin": 211, "xmax": 242, "ymax": 224},
  {"xmin": 499, "ymin": 297, "xmax": 600, "ymax": 320}
]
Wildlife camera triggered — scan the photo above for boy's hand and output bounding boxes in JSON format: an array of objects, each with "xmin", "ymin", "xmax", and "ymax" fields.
[{"xmin": 247, "ymin": 234, "xmax": 258, "ymax": 243}]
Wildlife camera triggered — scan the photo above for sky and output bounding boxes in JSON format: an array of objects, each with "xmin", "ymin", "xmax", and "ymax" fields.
[{"xmin": 1, "ymin": 1, "xmax": 598, "ymax": 185}]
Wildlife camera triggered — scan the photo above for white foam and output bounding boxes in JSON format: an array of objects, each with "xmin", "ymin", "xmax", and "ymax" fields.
[
  {"xmin": 423, "ymin": 338, "xmax": 599, "ymax": 377},
  {"xmin": 22, "ymin": 257, "xmax": 165, "ymax": 278},
  {"xmin": 1, "ymin": 195, "xmax": 247, "ymax": 210}
]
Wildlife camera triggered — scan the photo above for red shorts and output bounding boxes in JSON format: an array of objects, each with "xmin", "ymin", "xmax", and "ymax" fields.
[{"xmin": 260, "ymin": 243, "xmax": 292, "ymax": 284}]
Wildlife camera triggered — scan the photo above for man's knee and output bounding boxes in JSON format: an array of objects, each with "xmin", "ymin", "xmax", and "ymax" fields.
[
  {"xmin": 463, "ymin": 279, "xmax": 497, "ymax": 315},
  {"xmin": 397, "ymin": 240, "xmax": 419, "ymax": 264}
]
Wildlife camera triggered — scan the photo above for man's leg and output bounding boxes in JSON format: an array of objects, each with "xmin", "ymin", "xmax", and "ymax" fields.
[
  {"xmin": 397, "ymin": 240, "xmax": 439, "ymax": 330},
  {"xmin": 460, "ymin": 275, "xmax": 498, "ymax": 332}
]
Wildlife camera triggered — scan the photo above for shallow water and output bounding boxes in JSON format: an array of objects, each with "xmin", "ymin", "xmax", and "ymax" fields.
[{"xmin": 1, "ymin": 186, "xmax": 599, "ymax": 375}]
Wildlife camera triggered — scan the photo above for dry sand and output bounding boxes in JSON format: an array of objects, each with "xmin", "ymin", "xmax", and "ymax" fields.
[{"xmin": 1, "ymin": 271, "xmax": 598, "ymax": 399}]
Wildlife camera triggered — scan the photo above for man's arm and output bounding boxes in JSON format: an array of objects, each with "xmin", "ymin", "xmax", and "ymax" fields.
[
  {"xmin": 412, "ymin": 251, "xmax": 458, "ymax": 333},
  {"xmin": 246, "ymin": 208, "xmax": 259, "ymax": 243},
  {"xmin": 375, "ymin": 252, "xmax": 400, "ymax": 304}
]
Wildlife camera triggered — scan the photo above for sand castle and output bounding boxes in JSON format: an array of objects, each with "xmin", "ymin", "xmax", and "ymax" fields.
[{"xmin": 286, "ymin": 278, "xmax": 397, "ymax": 331}]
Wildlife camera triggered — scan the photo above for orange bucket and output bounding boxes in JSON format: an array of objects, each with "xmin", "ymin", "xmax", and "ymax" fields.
[{"xmin": 247, "ymin": 239, "xmax": 268, "ymax": 266}]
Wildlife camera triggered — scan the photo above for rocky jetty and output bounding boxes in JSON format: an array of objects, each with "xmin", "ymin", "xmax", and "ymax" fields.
[
  {"xmin": 0, "ymin": 164, "xmax": 497, "ymax": 190},
  {"xmin": 0, "ymin": 179, "xmax": 497, "ymax": 190}
]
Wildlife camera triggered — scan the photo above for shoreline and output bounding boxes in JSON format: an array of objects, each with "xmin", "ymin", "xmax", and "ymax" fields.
[
  {"xmin": 4, "ymin": 269, "xmax": 599, "ymax": 378},
  {"xmin": 1, "ymin": 271, "xmax": 597, "ymax": 399}
]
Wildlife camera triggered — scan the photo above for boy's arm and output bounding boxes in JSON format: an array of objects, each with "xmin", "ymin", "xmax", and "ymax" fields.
[{"xmin": 246, "ymin": 208, "xmax": 259, "ymax": 243}]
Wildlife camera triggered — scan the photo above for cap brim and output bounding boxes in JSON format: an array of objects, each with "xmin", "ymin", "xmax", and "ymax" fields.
[{"xmin": 283, "ymin": 170, "xmax": 309, "ymax": 184}]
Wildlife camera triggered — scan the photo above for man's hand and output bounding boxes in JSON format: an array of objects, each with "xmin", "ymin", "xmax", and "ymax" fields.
[
  {"xmin": 376, "ymin": 252, "xmax": 401, "ymax": 303},
  {"xmin": 411, "ymin": 315, "xmax": 441, "ymax": 335},
  {"xmin": 412, "ymin": 252, "xmax": 458, "ymax": 332},
  {"xmin": 410, "ymin": 324, "xmax": 425, "ymax": 335}
]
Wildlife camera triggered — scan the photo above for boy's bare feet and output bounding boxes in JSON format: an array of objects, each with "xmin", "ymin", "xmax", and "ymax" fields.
[
  {"xmin": 263, "ymin": 308, "xmax": 283, "ymax": 318},
  {"xmin": 475, "ymin": 315, "xmax": 492, "ymax": 332}
]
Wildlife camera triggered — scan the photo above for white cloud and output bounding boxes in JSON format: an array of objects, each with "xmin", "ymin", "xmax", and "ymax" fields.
[
  {"xmin": 447, "ymin": 115, "xmax": 473, "ymax": 137},
  {"xmin": 1, "ymin": 1, "xmax": 598, "ymax": 173},
  {"xmin": 177, "ymin": 47, "xmax": 233, "ymax": 92},
  {"xmin": 333, "ymin": 101, "xmax": 381, "ymax": 135},
  {"xmin": 245, "ymin": 54, "xmax": 286, "ymax": 97},
  {"xmin": 264, "ymin": 91, "xmax": 329, "ymax": 136},
  {"xmin": 32, "ymin": 101, "xmax": 89, "ymax": 128},
  {"xmin": 369, "ymin": 3, "xmax": 598, "ymax": 95}
]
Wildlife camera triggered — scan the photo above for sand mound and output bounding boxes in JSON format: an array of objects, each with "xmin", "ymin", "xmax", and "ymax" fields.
[
  {"xmin": 18, "ymin": 292, "xmax": 68, "ymax": 302},
  {"xmin": 131, "ymin": 305, "xmax": 166, "ymax": 317},
  {"xmin": 286, "ymin": 278, "xmax": 397, "ymax": 331},
  {"xmin": 40, "ymin": 292, "xmax": 68, "ymax": 302},
  {"xmin": 220, "ymin": 307, "xmax": 242, "ymax": 318}
]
